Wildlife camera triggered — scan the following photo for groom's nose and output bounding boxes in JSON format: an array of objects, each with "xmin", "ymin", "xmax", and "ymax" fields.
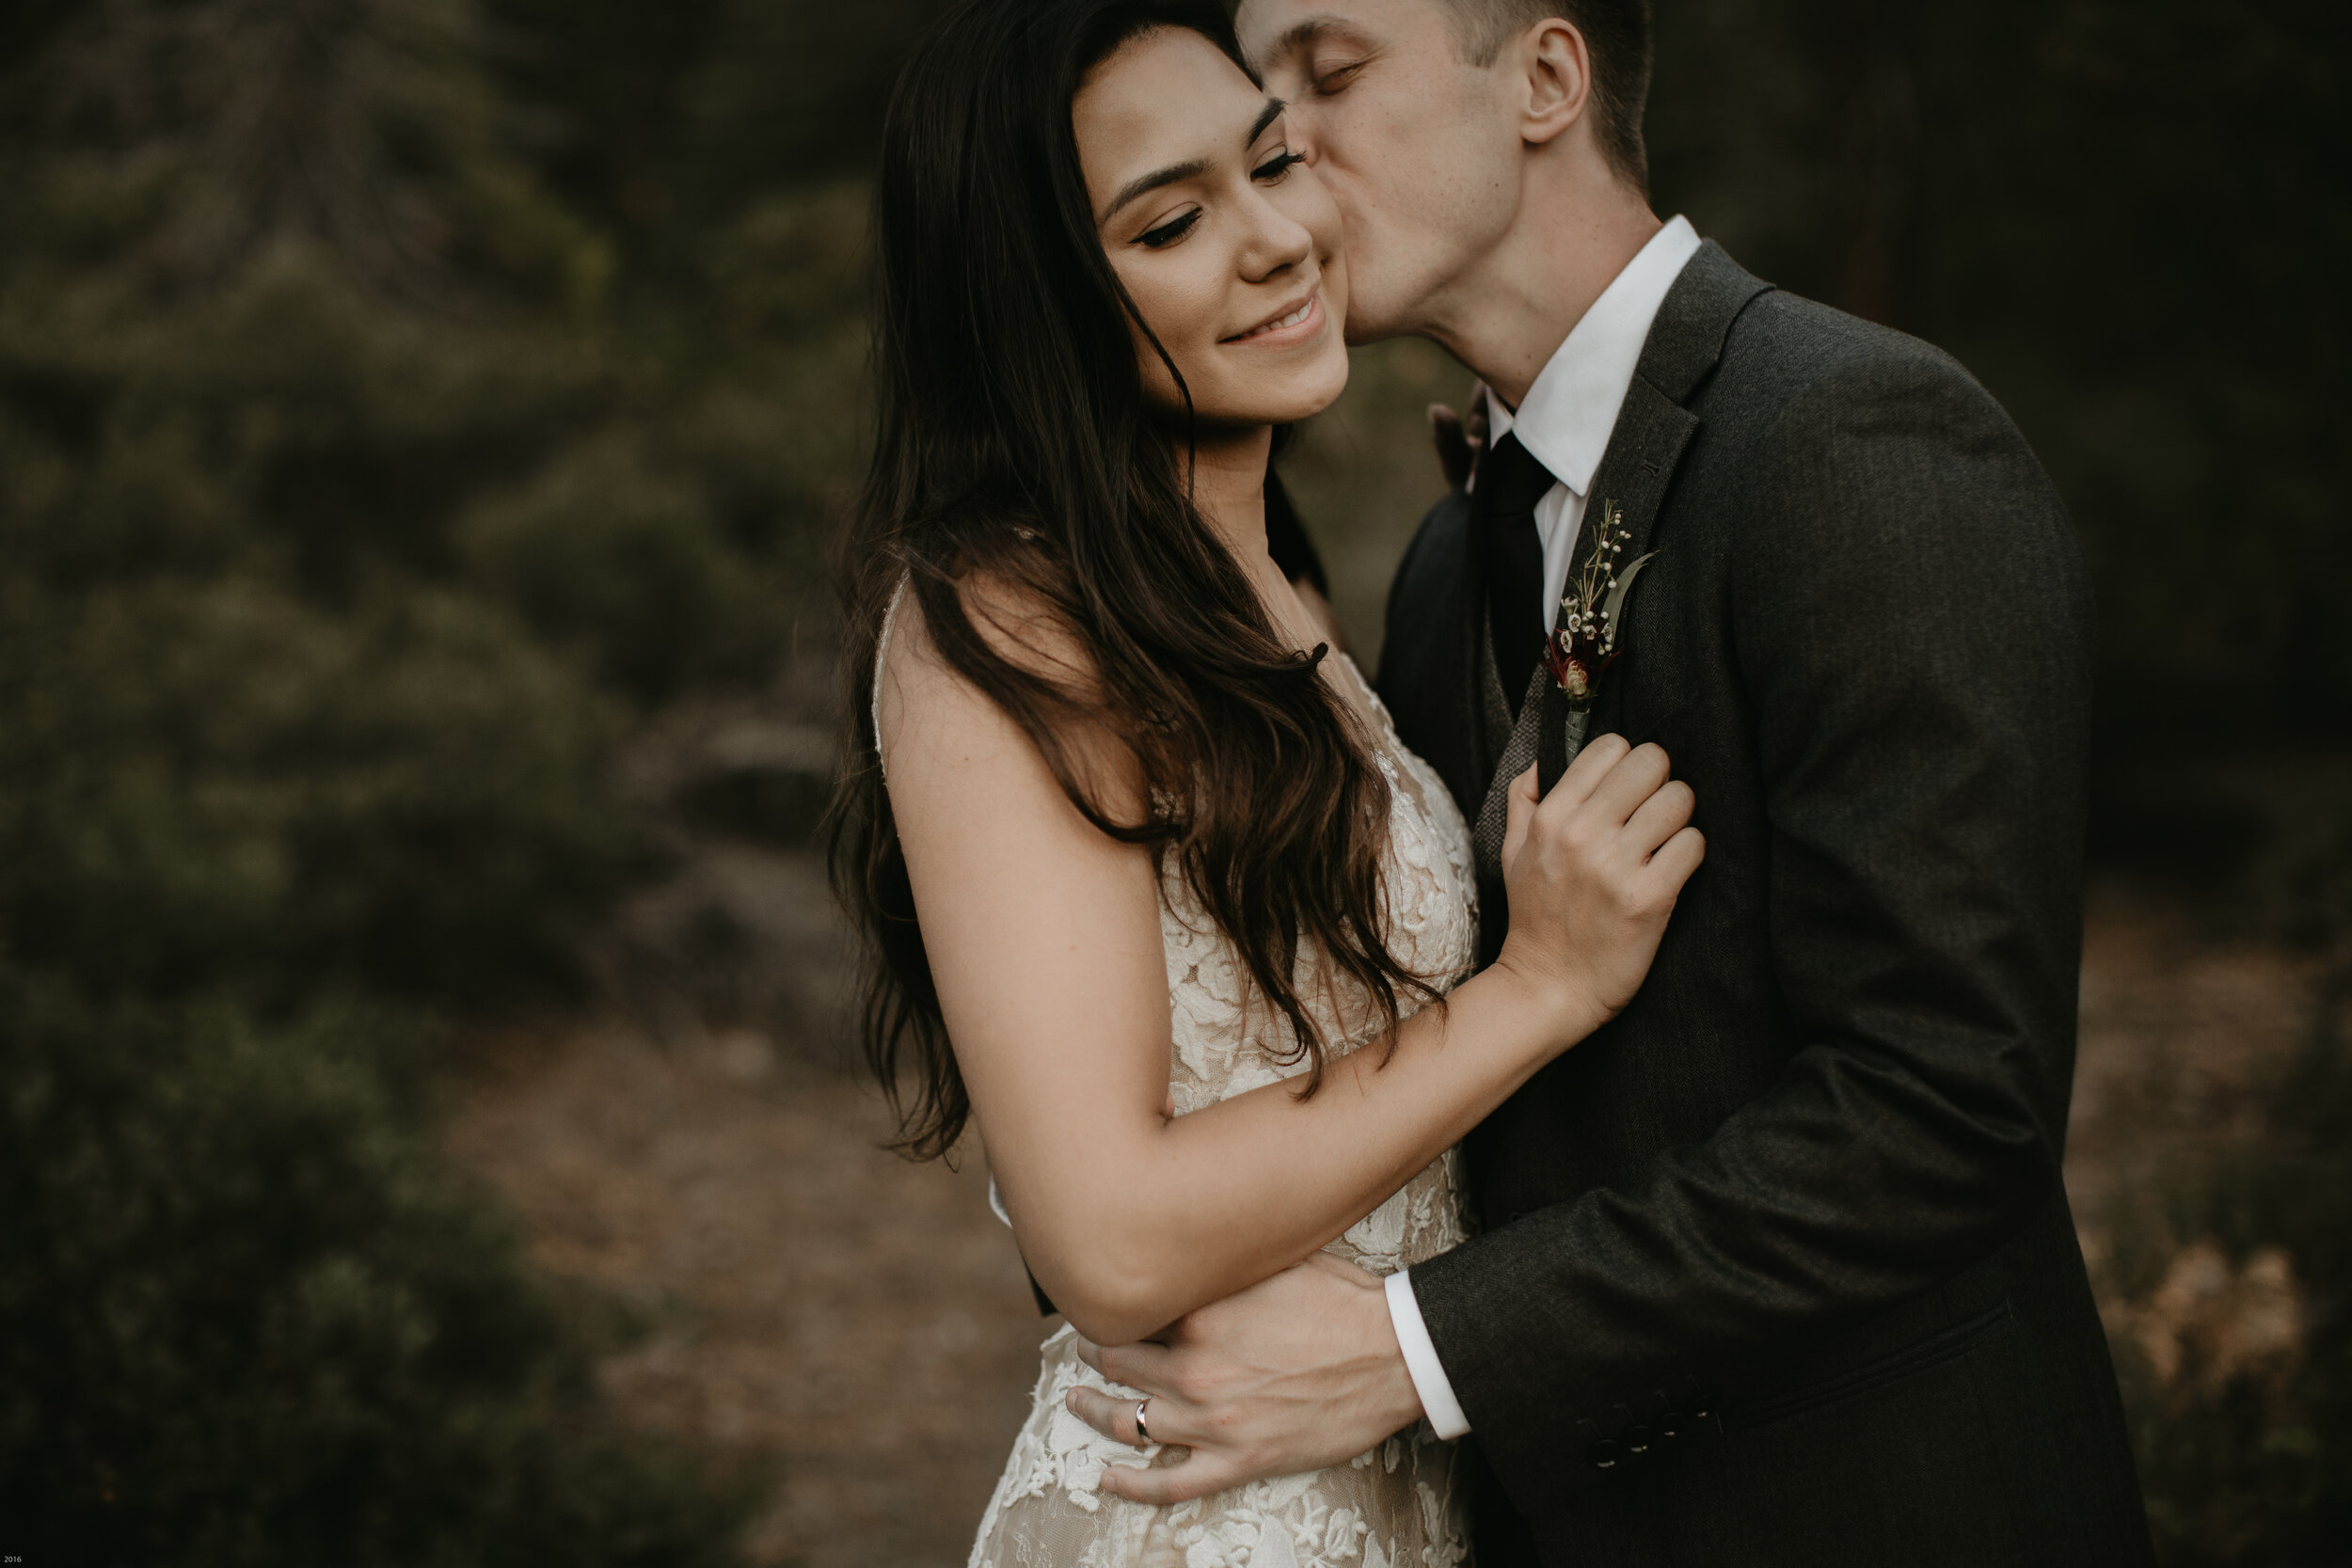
[{"xmin": 1274, "ymin": 100, "xmax": 1327, "ymax": 164}]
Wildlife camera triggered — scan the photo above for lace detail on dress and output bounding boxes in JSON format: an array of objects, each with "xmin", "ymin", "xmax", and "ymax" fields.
[
  {"xmin": 970, "ymin": 1320, "xmax": 1471, "ymax": 1568},
  {"xmin": 875, "ymin": 594, "xmax": 1480, "ymax": 1567}
]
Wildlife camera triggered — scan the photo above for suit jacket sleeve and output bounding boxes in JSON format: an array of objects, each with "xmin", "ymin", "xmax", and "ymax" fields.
[{"xmin": 1406, "ymin": 340, "xmax": 2097, "ymax": 1504}]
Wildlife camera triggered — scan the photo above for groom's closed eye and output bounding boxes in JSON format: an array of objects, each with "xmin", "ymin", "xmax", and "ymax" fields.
[
  {"xmin": 1311, "ymin": 58, "xmax": 1369, "ymax": 95},
  {"xmin": 1257, "ymin": 18, "xmax": 1377, "ymax": 97}
]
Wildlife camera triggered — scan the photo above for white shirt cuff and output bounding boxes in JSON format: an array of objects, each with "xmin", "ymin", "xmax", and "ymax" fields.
[{"xmin": 1385, "ymin": 1268, "xmax": 1471, "ymax": 1440}]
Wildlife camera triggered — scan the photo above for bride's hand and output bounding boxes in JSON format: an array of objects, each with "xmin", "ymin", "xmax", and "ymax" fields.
[{"xmin": 1492, "ymin": 736, "xmax": 1704, "ymax": 1048}]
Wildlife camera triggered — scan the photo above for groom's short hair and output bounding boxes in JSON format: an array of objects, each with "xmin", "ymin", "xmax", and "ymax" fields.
[{"xmin": 1442, "ymin": 0, "xmax": 1652, "ymax": 192}]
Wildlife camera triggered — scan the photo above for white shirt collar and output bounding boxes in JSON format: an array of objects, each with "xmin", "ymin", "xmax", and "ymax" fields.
[{"xmin": 1486, "ymin": 214, "xmax": 1702, "ymax": 498}]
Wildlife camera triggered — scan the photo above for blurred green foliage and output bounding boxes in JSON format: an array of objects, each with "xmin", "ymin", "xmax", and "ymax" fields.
[
  {"xmin": 0, "ymin": 974, "xmax": 750, "ymax": 1566},
  {"xmin": 0, "ymin": 0, "xmax": 926, "ymax": 1559}
]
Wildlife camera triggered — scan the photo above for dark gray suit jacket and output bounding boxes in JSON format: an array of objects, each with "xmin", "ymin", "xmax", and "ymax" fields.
[{"xmin": 1376, "ymin": 243, "xmax": 2152, "ymax": 1567}]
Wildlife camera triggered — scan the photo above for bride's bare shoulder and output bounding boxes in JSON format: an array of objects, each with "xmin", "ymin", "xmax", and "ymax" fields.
[
  {"xmin": 876, "ymin": 571, "xmax": 1094, "ymax": 727},
  {"xmin": 875, "ymin": 569, "xmax": 1137, "ymax": 813},
  {"xmin": 882, "ymin": 569, "xmax": 1099, "ymax": 689}
]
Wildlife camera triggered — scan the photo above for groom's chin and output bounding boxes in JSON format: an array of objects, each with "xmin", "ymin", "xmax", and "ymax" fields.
[{"xmin": 1336, "ymin": 289, "xmax": 1420, "ymax": 347}]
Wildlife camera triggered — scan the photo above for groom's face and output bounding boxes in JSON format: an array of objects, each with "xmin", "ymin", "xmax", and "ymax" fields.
[{"xmin": 1235, "ymin": 0, "xmax": 1523, "ymax": 341}]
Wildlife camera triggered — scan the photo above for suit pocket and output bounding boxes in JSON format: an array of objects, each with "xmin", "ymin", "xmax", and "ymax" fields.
[{"xmin": 1721, "ymin": 1300, "xmax": 2016, "ymax": 1433}]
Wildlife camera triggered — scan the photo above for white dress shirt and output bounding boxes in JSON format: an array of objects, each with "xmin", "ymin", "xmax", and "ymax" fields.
[{"xmin": 1384, "ymin": 214, "xmax": 1703, "ymax": 1441}]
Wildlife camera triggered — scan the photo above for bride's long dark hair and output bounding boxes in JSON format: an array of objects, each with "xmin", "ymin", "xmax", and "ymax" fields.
[{"xmin": 833, "ymin": 0, "xmax": 1435, "ymax": 1160}]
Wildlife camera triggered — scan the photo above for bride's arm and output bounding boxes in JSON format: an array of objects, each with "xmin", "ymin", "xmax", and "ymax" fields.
[{"xmin": 879, "ymin": 593, "xmax": 1698, "ymax": 1348}]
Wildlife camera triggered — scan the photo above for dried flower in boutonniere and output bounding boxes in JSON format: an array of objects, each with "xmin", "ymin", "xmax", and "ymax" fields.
[{"xmin": 1541, "ymin": 499, "xmax": 1656, "ymax": 750}]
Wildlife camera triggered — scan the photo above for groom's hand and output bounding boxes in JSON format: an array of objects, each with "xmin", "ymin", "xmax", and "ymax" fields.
[
  {"xmin": 1064, "ymin": 1253, "xmax": 1424, "ymax": 1504},
  {"xmin": 1428, "ymin": 379, "xmax": 1491, "ymax": 490}
]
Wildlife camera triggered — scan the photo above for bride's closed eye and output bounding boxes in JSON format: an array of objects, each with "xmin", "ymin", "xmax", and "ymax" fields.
[
  {"xmin": 1252, "ymin": 150, "xmax": 1305, "ymax": 182},
  {"xmin": 1139, "ymin": 209, "xmax": 1200, "ymax": 248}
]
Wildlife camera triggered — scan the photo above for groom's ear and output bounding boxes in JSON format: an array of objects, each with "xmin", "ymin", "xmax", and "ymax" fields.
[{"xmin": 1516, "ymin": 19, "xmax": 1596, "ymax": 148}]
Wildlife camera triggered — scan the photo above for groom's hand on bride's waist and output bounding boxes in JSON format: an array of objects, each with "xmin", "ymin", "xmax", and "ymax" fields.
[{"xmin": 1065, "ymin": 1253, "xmax": 1425, "ymax": 1505}]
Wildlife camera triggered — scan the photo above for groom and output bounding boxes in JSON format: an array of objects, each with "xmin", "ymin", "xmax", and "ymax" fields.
[{"xmin": 1065, "ymin": 1, "xmax": 2154, "ymax": 1562}]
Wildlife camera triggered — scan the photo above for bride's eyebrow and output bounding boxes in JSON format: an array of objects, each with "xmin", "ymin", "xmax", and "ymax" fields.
[
  {"xmin": 1245, "ymin": 96, "xmax": 1285, "ymax": 144},
  {"xmin": 1105, "ymin": 159, "xmax": 1208, "ymax": 222},
  {"xmin": 1102, "ymin": 96, "xmax": 1287, "ymax": 223}
]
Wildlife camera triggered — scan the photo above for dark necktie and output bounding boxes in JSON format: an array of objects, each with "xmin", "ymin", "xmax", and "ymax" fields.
[{"xmin": 1472, "ymin": 431, "xmax": 1558, "ymax": 715}]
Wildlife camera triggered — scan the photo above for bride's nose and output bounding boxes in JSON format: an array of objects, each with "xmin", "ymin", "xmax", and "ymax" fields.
[{"xmin": 1236, "ymin": 196, "xmax": 1314, "ymax": 284}]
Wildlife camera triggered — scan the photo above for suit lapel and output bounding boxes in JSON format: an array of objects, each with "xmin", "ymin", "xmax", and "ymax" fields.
[
  {"xmin": 1470, "ymin": 372, "xmax": 1699, "ymax": 843},
  {"xmin": 1470, "ymin": 242, "xmax": 1773, "ymax": 854},
  {"xmin": 1465, "ymin": 479, "xmax": 1517, "ymax": 785},
  {"xmin": 1553, "ymin": 378, "xmax": 1701, "ymax": 782},
  {"xmin": 1469, "ymin": 658, "xmax": 1552, "ymax": 965}
]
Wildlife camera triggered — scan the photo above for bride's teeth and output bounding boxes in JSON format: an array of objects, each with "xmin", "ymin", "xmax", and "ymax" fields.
[{"xmin": 1244, "ymin": 302, "xmax": 1311, "ymax": 340}]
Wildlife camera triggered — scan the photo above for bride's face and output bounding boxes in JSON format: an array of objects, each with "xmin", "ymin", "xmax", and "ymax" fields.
[{"xmin": 1073, "ymin": 27, "xmax": 1351, "ymax": 430}]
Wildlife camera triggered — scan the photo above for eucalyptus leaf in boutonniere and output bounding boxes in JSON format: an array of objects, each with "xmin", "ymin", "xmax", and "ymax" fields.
[{"xmin": 1540, "ymin": 499, "xmax": 1655, "ymax": 752}]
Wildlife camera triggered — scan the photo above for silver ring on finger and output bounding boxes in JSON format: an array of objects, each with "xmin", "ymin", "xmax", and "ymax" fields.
[{"xmin": 1134, "ymin": 1398, "xmax": 1152, "ymax": 1447}]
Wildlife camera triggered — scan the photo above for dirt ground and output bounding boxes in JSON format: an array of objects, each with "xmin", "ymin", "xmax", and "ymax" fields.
[
  {"xmin": 450, "ymin": 1014, "xmax": 1041, "ymax": 1567},
  {"xmin": 2065, "ymin": 882, "xmax": 2327, "ymax": 1261},
  {"xmin": 446, "ymin": 864, "xmax": 2322, "ymax": 1568}
]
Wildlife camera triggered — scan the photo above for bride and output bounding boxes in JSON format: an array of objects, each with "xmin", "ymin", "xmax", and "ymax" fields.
[{"xmin": 834, "ymin": 0, "xmax": 1703, "ymax": 1561}]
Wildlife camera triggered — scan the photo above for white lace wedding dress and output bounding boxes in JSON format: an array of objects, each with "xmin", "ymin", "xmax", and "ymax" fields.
[{"xmin": 876, "ymin": 591, "xmax": 1481, "ymax": 1568}]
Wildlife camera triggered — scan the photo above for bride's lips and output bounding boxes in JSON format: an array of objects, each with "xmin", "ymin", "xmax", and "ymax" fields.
[{"xmin": 1221, "ymin": 288, "xmax": 1324, "ymax": 348}]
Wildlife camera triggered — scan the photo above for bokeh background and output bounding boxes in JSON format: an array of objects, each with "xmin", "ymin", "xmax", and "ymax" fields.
[{"xmin": 1, "ymin": 0, "xmax": 2344, "ymax": 1563}]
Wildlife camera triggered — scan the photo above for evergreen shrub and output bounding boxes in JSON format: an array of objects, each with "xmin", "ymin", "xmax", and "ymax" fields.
[{"xmin": 0, "ymin": 968, "xmax": 751, "ymax": 1567}]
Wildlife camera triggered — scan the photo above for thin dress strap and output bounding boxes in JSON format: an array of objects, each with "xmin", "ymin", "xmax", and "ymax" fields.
[{"xmin": 871, "ymin": 577, "xmax": 910, "ymax": 779}]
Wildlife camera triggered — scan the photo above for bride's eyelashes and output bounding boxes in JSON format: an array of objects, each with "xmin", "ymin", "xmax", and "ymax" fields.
[
  {"xmin": 1139, "ymin": 209, "xmax": 1200, "ymax": 248},
  {"xmin": 1253, "ymin": 150, "xmax": 1306, "ymax": 182},
  {"xmin": 1134, "ymin": 151, "xmax": 1302, "ymax": 249}
]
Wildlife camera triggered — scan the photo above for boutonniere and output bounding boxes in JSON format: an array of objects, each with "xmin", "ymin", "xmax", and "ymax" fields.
[{"xmin": 1541, "ymin": 499, "xmax": 1656, "ymax": 718}]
